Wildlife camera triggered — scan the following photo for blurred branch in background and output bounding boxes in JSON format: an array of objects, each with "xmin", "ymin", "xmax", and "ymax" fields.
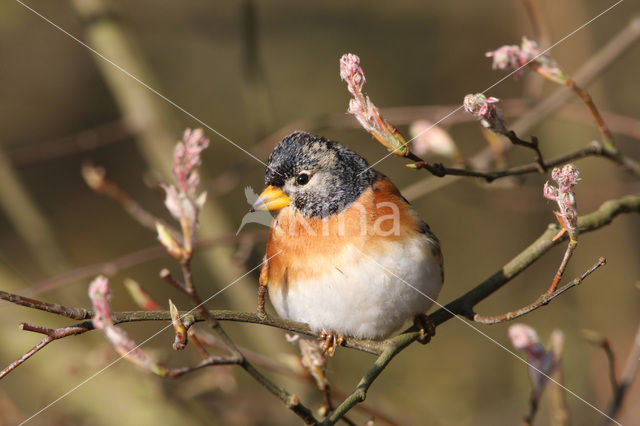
[
  {"xmin": 241, "ymin": 0, "xmax": 277, "ymax": 141},
  {"xmin": 0, "ymin": 146, "xmax": 71, "ymax": 276},
  {"xmin": 582, "ymin": 329, "xmax": 619, "ymax": 394},
  {"xmin": 69, "ymin": 0, "xmax": 283, "ymax": 354},
  {"xmin": 20, "ymin": 231, "xmax": 267, "ymax": 297},
  {"xmin": 521, "ymin": 0, "xmax": 551, "ymax": 99},
  {"xmin": 8, "ymin": 120, "xmax": 129, "ymax": 167},
  {"xmin": 6, "ymin": 101, "xmax": 640, "ymax": 173},
  {"xmin": 604, "ymin": 319, "xmax": 640, "ymax": 424},
  {"xmin": 508, "ymin": 324, "xmax": 567, "ymax": 426}
]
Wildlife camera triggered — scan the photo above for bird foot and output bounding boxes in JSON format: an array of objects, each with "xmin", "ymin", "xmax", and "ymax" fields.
[
  {"xmin": 319, "ymin": 330, "xmax": 344, "ymax": 357},
  {"xmin": 414, "ymin": 313, "xmax": 436, "ymax": 344}
]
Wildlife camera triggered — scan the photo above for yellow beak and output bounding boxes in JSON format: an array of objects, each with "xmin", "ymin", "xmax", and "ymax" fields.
[{"xmin": 250, "ymin": 185, "xmax": 291, "ymax": 212}]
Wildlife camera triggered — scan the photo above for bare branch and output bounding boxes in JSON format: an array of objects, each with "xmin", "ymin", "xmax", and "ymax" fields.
[
  {"xmin": 0, "ymin": 323, "xmax": 91, "ymax": 380},
  {"xmin": 0, "ymin": 291, "xmax": 91, "ymax": 320},
  {"xmin": 473, "ymin": 258, "xmax": 606, "ymax": 324}
]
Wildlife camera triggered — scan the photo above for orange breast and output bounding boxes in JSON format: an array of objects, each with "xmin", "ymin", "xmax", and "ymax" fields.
[{"xmin": 265, "ymin": 177, "xmax": 422, "ymax": 291}]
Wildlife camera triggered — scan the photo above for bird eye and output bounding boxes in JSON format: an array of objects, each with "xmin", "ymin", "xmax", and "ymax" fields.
[{"xmin": 296, "ymin": 173, "xmax": 310, "ymax": 185}]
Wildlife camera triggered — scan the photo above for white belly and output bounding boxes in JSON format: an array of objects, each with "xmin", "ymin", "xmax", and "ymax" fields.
[{"xmin": 268, "ymin": 235, "xmax": 443, "ymax": 340}]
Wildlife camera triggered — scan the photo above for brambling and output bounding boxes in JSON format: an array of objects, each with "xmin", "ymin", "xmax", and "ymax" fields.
[{"xmin": 252, "ymin": 132, "xmax": 443, "ymax": 353}]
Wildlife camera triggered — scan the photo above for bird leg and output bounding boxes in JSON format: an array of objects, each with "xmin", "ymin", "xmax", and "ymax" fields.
[
  {"xmin": 320, "ymin": 329, "xmax": 344, "ymax": 357},
  {"xmin": 414, "ymin": 313, "xmax": 436, "ymax": 344},
  {"xmin": 257, "ymin": 258, "xmax": 269, "ymax": 317}
]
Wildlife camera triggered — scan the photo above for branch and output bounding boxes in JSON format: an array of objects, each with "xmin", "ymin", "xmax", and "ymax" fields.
[
  {"xmin": 582, "ymin": 329, "xmax": 619, "ymax": 393},
  {"xmin": 317, "ymin": 195, "xmax": 640, "ymax": 424},
  {"xmin": 433, "ymin": 194, "xmax": 640, "ymax": 325},
  {"xmin": 0, "ymin": 322, "xmax": 91, "ymax": 379},
  {"xmin": 3, "ymin": 195, "xmax": 639, "ymax": 423},
  {"xmin": 504, "ymin": 131, "xmax": 545, "ymax": 172},
  {"xmin": 0, "ymin": 291, "xmax": 90, "ymax": 320},
  {"xmin": 82, "ymin": 163, "xmax": 176, "ymax": 234},
  {"xmin": 604, "ymin": 318, "xmax": 640, "ymax": 424},
  {"xmin": 473, "ymin": 257, "xmax": 606, "ymax": 324},
  {"xmin": 405, "ymin": 139, "xmax": 619, "ymax": 185},
  {"xmin": 0, "ymin": 289, "xmax": 385, "ymax": 356}
]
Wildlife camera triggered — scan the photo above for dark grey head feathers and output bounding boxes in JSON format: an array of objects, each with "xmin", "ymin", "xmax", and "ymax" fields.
[{"xmin": 265, "ymin": 132, "xmax": 377, "ymax": 218}]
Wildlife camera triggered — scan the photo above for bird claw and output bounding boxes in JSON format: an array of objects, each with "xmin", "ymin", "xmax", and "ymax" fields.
[
  {"xmin": 414, "ymin": 313, "xmax": 436, "ymax": 344},
  {"xmin": 320, "ymin": 330, "xmax": 344, "ymax": 357}
]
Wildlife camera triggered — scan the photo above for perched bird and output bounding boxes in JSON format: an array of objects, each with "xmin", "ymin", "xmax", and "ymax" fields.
[{"xmin": 252, "ymin": 132, "xmax": 443, "ymax": 353}]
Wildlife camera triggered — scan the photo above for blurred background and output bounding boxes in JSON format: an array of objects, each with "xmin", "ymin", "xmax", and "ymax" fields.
[{"xmin": 1, "ymin": 0, "xmax": 639, "ymax": 425}]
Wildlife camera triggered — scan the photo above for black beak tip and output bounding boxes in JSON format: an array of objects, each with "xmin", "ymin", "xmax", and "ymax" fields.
[{"xmin": 249, "ymin": 207, "xmax": 256, "ymax": 213}]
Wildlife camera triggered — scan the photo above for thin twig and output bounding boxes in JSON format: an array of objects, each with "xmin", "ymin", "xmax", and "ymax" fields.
[
  {"xmin": 564, "ymin": 79, "xmax": 639, "ymax": 176},
  {"xmin": 164, "ymin": 356, "xmax": 240, "ymax": 378},
  {"xmin": 566, "ymin": 79, "xmax": 615, "ymax": 149},
  {"xmin": 505, "ymin": 131, "xmax": 546, "ymax": 172},
  {"xmin": 0, "ymin": 291, "xmax": 91, "ymax": 320},
  {"xmin": 405, "ymin": 140, "xmax": 605, "ymax": 185},
  {"xmin": 0, "ymin": 322, "xmax": 91, "ymax": 379},
  {"xmin": 547, "ymin": 240, "xmax": 577, "ymax": 295},
  {"xmin": 160, "ymin": 268, "xmax": 188, "ymax": 294},
  {"xmin": 473, "ymin": 257, "xmax": 605, "ymax": 324},
  {"xmin": 583, "ymin": 330, "xmax": 619, "ymax": 393},
  {"xmin": 82, "ymin": 163, "xmax": 178, "ymax": 235},
  {"xmin": 603, "ymin": 319, "xmax": 640, "ymax": 424}
]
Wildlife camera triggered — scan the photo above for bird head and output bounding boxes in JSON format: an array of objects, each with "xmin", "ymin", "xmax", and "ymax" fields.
[{"xmin": 251, "ymin": 132, "xmax": 376, "ymax": 218}]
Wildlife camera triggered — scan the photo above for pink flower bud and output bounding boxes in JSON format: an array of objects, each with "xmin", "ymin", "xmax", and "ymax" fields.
[
  {"xmin": 463, "ymin": 93, "xmax": 508, "ymax": 135},
  {"xmin": 161, "ymin": 129, "xmax": 210, "ymax": 259},
  {"xmin": 486, "ymin": 44, "xmax": 525, "ymax": 77},
  {"xmin": 509, "ymin": 323, "xmax": 542, "ymax": 352},
  {"xmin": 486, "ymin": 37, "xmax": 568, "ymax": 85},
  {"xmin": 509, "ymin": 324, "xmax": 561, "ymax": 399},
  {"xmin": 543, "ymin": 164, "xmax": 580, "ymax": 236},
  {"xmin": 339, "ymin": 53, "xmax": 365, "ymax": 95},
  {"xmin": 340, "ymin": 53, "xmax": 409, "ymax": 156},
  {"xmin": 89, "ymin": 275, "xmax": 169, "ymax": 376}
]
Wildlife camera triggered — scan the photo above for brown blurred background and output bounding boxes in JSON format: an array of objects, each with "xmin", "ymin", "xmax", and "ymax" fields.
[{"xmin": 1, "ymin": 1, "xmax": 639, "ymax": 425}]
